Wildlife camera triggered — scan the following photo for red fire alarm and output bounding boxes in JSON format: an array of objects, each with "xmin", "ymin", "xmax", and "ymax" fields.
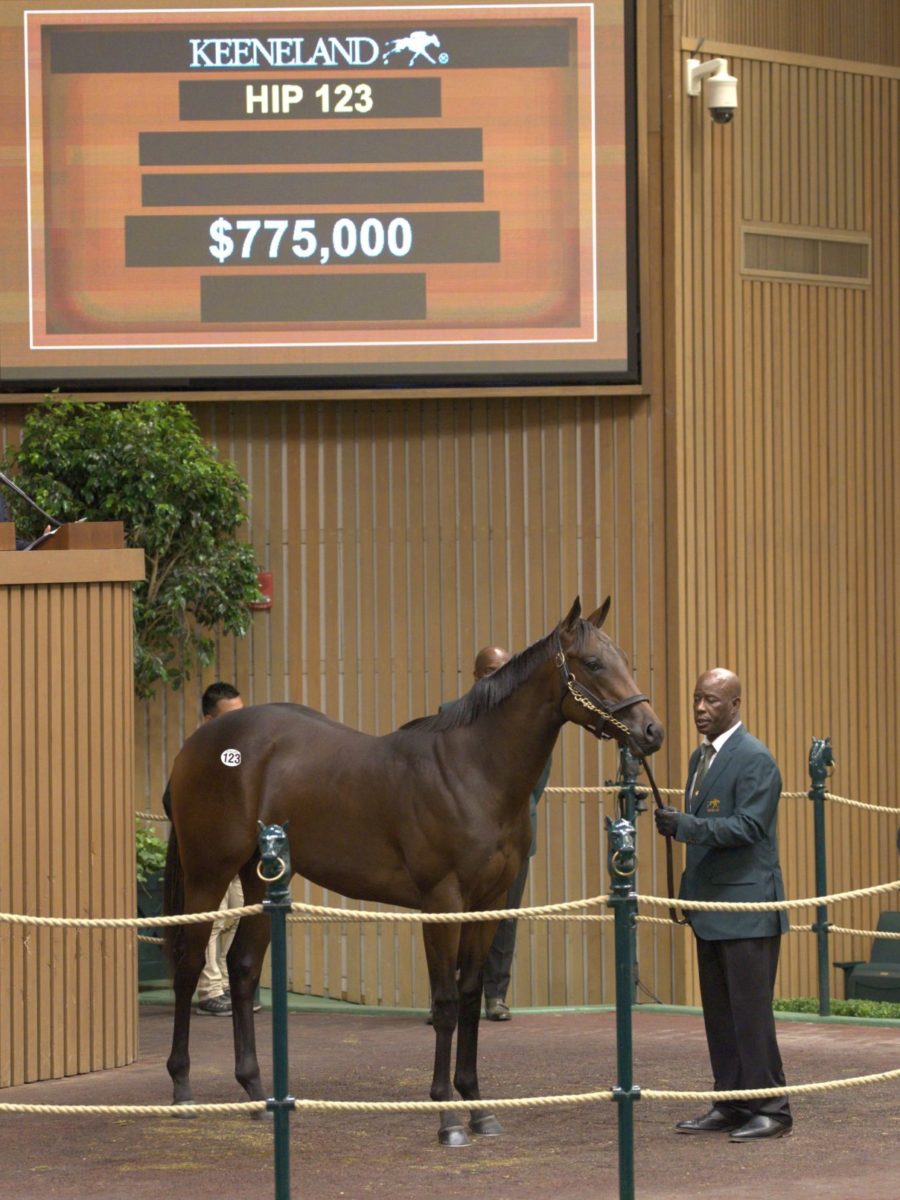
[{"xmin": 249, "ymin": 569, "xmax": 274, "ymax": 610}]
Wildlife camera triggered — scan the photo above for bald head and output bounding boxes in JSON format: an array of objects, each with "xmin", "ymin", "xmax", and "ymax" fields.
[
  {"xmin": 474, "ymin": 645, "xmax": 511, "ymax": 681},
  {"xmin": 692, "ymin": 668, "xmax": 742, "ymax": 740}
]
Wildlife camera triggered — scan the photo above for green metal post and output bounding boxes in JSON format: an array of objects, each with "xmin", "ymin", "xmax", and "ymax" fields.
[
  {"xmin": 606, "ymin": 815, "xmax": 640, "ymax": 1200},
  {"xmin": 808, "ymin": 738, "xmax": 834, "ymax": 1017},
  {"xmin": 616, "ymin": 745, "xmax": 648, "ymax": 1003},
  {"xmin": 258, "ymin": 823, "xmax": 295, "ymax": 1200}
]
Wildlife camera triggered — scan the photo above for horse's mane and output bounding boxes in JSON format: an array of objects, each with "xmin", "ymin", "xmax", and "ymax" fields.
[{"xmin": 400, "ymin": 624, "xmax": 577, "ymax": 734}]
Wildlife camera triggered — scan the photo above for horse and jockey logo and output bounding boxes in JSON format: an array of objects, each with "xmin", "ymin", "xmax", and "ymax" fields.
[{"xmin": 382, "ymin": 30, "xmax": 447, "ymax": 67}]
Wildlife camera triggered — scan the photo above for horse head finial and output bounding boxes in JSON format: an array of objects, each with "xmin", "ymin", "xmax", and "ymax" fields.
[
  {"xmin": 256, "ymin": 821, "xmax": 291, "ymax": 887},
  {"xmin": 605, "ymin": 815, "xmax": 636, "ymax": 881},
  {"xmin": 808, "ymin": 737, "xmax": 834, "ymax": 789}
]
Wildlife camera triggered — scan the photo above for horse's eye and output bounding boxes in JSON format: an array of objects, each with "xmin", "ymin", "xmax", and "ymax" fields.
[{"xmin": 584, "ymin": 657, "xmax": 601, "ymax": 672}]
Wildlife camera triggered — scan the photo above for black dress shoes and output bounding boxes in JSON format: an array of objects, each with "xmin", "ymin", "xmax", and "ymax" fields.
[
  {"xmin": 729, "ymin": 1114, "xmax": 793, "ymax": 1141},
  {"xmin": 675, "ymin": 1108, "xmax": 743, "ymax": 1134}
]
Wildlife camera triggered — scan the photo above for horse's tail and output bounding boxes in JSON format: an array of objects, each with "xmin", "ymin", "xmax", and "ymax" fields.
[{"xmin": 162, "ymin": 822, "xmax": 185, "ymax": 970}]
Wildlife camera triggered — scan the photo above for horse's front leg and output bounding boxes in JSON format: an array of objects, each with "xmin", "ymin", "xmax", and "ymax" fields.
[
  {"xmin": 454, "ymin": 917, "xmax": 503, "ymax": 1137},
  {"xmin": 423, "ymin": 922, "xmax": 469, "ymax": 1147}
]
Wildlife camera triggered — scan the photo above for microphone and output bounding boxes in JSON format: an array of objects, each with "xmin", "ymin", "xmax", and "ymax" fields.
[{"xmin": 0, "ymin": 468, "xmax": 61, "ymax": 529}]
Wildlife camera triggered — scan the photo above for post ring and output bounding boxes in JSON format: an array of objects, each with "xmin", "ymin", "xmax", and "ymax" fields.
[
  {"xmin": 257, "ymin": 856, "xmax": 287, "ymax": 883},
  {"xmin": 611, "ymin": 848, "xmax": 637, "ymax": 877}
]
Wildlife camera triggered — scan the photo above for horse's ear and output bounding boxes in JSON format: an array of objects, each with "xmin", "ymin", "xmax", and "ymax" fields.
[
  {"xmin": 586, "ymin": 597, "xmax": 611, "ymax": 628},
  {"xmin": 257, "ymin": 820, "xmax": 265, "ymax": 831},
  {"xmin": 282, "ymin": 819, "xmax": 290, "ymax": 832},
  {"xmin": 559, "ymin": 596, "xmax": 582, "ymax": 632}
]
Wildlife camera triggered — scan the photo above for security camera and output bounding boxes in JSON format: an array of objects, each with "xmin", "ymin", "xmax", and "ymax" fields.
[{"xmin": 685, "ymin": 57, "xmax": 738, "ymax": 124}]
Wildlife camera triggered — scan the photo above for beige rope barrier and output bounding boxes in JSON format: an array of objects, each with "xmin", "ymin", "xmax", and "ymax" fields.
[
  {"xmin": 0, "ymin": 1101, "xmax": 267, "ymax": 1116},
  {"xmin": 138, "ymin": 787, "xmax": 900, "ymax": 816},
  {"xmin": 544, "ymin": 785, "xmax": 900, "ymax": 814},
  {"xmin": 830, "ymin": 924, "xmax": 900, "ymax": 939},
  {"xmin": 2, "ymin": 1066, "xmax": 898, "ymax": 1118},
  {"xmin": 639, "ymin": 1066, "xmax": 900, "ymax": 1102},
  {"xmin": 639, "ymin": 879, "xmax": 900, "ymax": 914},
  {"xmin": 544, "ymin": 786, "xmax": 622, "ymax": 794},
  {"xmin": 823, "ymin": 791, "xmax": 900, "ymax": 814},
  {"xmin": 4, "ymin": 867, "xmax": 897, "ymax": 1122},
  {"xmin": 5, "ymin": 878, "xmax": 900, "ymax": 929},
  {"xmin": 129, "ymin": 918, "xmax": 900, "ymax": 943},
  {"xmin": 781, "ymin": 789, "xmax": 900, "ymax": 815},
  {"xmin": 0, "ymin": 903, "xmax": 266, "ymax": 928}
]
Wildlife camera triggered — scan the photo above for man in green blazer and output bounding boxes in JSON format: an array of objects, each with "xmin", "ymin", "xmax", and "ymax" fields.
[{"xmin": 655, "ymin": 668, "xmax": 792, "ymax": 1141}]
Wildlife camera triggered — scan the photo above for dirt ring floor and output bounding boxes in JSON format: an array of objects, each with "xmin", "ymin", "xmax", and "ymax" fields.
[{"xmin": 1, "ymin": 1004, "xmax": 898, "ymax": 1200}]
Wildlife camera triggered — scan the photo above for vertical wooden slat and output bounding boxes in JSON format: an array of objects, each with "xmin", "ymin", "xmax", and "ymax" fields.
[{"xmin": 0, "ymin": 568, "xmax": 137, "ymax": 1087}]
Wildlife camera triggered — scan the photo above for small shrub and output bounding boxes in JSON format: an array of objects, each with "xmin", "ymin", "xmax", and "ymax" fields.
[
  {"xmin": 136, "ymin": 825, "xmax": 168, "ymax": 885},
  {"xmin": 774, "ymin": 996, "xmax": 900, "ymax": 1020}
]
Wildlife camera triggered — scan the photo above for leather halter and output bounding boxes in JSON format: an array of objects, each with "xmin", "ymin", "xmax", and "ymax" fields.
[
  {"xmin": 556, "ymin": 642, "xmax": 686, "ymax": 924},
  {"xmin": 555, "ymin": 646, "xmax": 649, "ymax": 743}
]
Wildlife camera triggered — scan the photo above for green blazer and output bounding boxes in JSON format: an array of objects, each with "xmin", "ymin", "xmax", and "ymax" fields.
[{"xmin": 675, "ymin": 725, "xmax": 788, "ymax": 940}]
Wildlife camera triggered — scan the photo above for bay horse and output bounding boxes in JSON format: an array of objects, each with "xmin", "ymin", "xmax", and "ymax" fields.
[{"xmin": 163, "ymin": 596, "xmax": 664, "ymax": 1145}]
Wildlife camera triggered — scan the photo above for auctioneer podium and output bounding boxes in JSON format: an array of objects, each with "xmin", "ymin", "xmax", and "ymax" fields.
[{"xmin": 0, "ymin": 523, "xmax": 144, "ymax": 1087}]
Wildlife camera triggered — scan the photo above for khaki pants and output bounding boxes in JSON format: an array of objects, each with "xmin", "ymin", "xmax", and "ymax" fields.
[{"xmin": 196, "ymin": 876, "xmax": 244, "ymax": 1001}]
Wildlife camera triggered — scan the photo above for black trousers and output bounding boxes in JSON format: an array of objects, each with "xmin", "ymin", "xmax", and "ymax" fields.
[
  {"xmin": 695, "ymin": 933, "xmax": 791, "ymax": 1120},
  {"xmin": 482, "ymin": 858, "xmax": 530, "ymax": 1001}
]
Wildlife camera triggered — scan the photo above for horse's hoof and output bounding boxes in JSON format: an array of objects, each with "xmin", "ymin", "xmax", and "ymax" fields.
[
  {"xmin": 252, "ymin": 1107, "xmax": 274, "ymax": 1122},
  {"xmin": 469, "ymin": 1113, "xmax": 503, "ymax": 1137},
  {"xmin": 171, "ymin": 1101, "xmax": 197, "ymax": 1119},
  {"xmin": 438, "ymin": 1124, "xmax": 472, "ymax": 1148}
]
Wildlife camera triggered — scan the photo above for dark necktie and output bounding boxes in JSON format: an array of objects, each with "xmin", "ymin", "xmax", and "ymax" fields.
[{"xmin": 691, "ymin": 743, "xmax": 715, "ymax": 805}]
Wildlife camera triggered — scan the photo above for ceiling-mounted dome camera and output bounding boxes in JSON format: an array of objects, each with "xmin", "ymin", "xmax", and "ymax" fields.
[{"xmin": 685, "ymin": 57, "xmax": 738, "ymax": 124}]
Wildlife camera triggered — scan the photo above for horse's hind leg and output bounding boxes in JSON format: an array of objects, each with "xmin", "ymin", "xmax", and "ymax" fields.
[
  {"xmin": 455, "ymin": 918, "xmax": 503, "ymax": 1137},
  {"xmin": 166, "ymin": 915, "xmax": 214, "ymax": 1111},
  {"xmin": 227, "ymin": 867, "xmax": 272, "ymax": 1106}
]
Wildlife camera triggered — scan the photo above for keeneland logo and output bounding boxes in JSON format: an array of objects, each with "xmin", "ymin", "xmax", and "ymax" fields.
[
  {"xmin": 188, "ymin": 30, "xmax": 446, "ymax": 69},
  {"xmin": 382, "ymin": 30, "xmax": 442, "ymax": 66},
  {"xmin": 188, "ymin": 35, "xmax": 381, "ymax": 69}
]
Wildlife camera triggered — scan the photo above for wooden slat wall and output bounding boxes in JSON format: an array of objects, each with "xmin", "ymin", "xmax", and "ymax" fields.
[
  {"xmin": 4, "ymin": 2, "xmax": 897, "ymax": 1030},
  {"xmin": 0, "ymin": 573, "xmax": 137, "ymax": 1087},
  {"xmin": 129, "ymin": 395, "xmax": 669, "ymax": 1010},
  {"xmin": 682, "ymin": 0, "xmax": 900, "ymax": 68},
  {"xmin": 673, "ymin": 23, "xmax": 900, "ymax": 1004}
]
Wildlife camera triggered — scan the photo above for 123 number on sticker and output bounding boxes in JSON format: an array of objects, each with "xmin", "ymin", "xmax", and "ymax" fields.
[{"xmin": 221, "ymin": 748, "xmax": 242, "ymax": 767}]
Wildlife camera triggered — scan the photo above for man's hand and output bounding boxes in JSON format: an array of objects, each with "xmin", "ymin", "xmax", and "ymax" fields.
[{"xmin": 655, "ymin": 806, "xmax": 680, "ymax": 838}]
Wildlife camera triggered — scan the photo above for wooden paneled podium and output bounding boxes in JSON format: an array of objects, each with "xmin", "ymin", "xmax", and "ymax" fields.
[
  {"xmin": 0, "ymin": 523, "xmax": 145, "ymax": 1087},
  {"xmin": 37, "ymin": 520, "xmax": 125, "ymax": 550},
  {"xmin": 0, "ymin": 519, "xmax": 125, "ymax": 553}
]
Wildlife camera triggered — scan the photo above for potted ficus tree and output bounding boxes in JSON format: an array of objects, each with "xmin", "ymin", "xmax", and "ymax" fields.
[{"xmin": 1, "ymin": 397, "xmax": 263, "ymax": 697}]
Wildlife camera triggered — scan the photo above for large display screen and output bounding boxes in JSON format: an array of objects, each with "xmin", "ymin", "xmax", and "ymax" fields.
[{"xmin": 0, "ymin": 1, "xmax": 637, "ymax": 392}]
